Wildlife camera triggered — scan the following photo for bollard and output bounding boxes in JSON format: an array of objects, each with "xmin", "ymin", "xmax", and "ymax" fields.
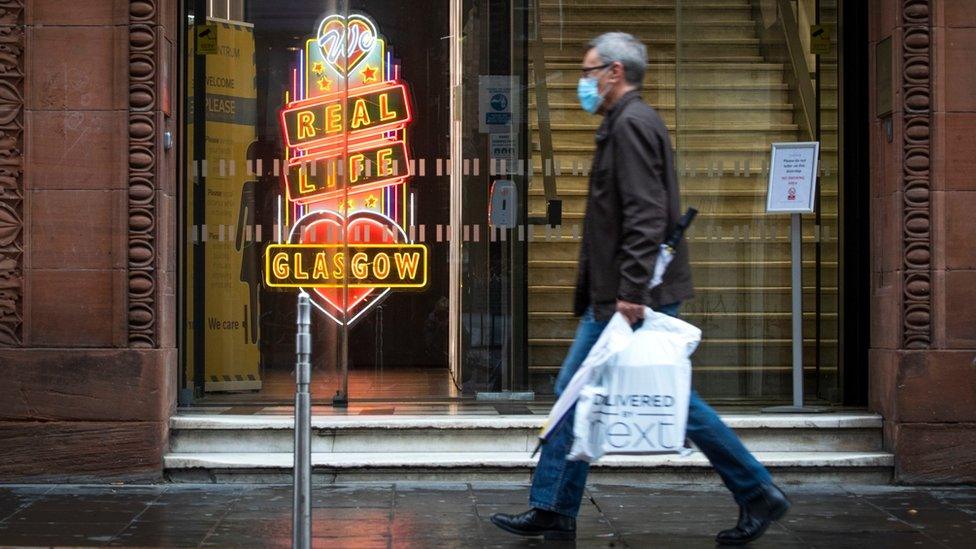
[{"xmin": 293, "ymin": 293, "xmax": 312, "ymax": 549}]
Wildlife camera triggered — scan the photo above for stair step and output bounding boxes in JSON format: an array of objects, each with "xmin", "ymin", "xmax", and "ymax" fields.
[
  {"xmin": 540, "ymin": 0, "xmax": 752, "ymax": 6},
  {"xmin": 532, "ymin": 106, "xmax": 803, "ymax": 125},
  {"xmin": 528, "ymin": 310, "xmax": 837, "ymax": 340},
  {"xmin": 542, "ymin": 37, "xmax": 761, "ymax": 46},
  {"xmin": 535, "ymin": 133, "xmax": 839, "ymax": 150},
  {"xmin": 528, "ymin": 338, "xmax": 838, "ymax": 368},
  {"xmin": 540, "ymin": 22, "xmax": 756, "ymax": 40},
  {"xmin": 164, "ymin": 451, "xmax": 892, "ymax": 484},
  {"xmin": 544, "ymin": 44, "xmax": 762, "ymax": 59},
  {"xmin": 527, "ymin": 189, "xmax": 839, "ymax": 214},
  {"xmin": 165, "ymin": 413, "xmax": 892, "ymax": 484},
  {"xmin": 526, "ymin": 240, "xmax": 838, "ymax": 263},
  {"xmin": 528, "ymin": 284, "xmax": 839, "ymax": 314},
  {"xmin": 534, "ymin": 146, "xmax": 840, "ymax": 167},
  {"xmin": 538, "ymin": 2, "xmax": 753, "ymax": 15},
  {"xmin": 543, "ymin": 54, "xmax": 766, "ymax": 64},
  {"xmin": 538, "ymin": 123, "xmax": 801, "ymax": 132},
  {"xmin": 522, "ymin": 215, "xmax": 839, "ymax": 238},
  {"xmin": 528, "ymin": 284, "xmax": 838, "ymax": 294},
  {"xmin": 541, "ymin": 0, "xmax": 753, "ymax": 5},
  {"xmin": 169, "ymin": 413, "xmax": 881, "ymax": 453},
  {"xmin": 524, "ymin": 174, "xmax": 839, "ymax": 194},
  {"xmin": 527, "ymin": 259, "xmax": 838, "ymax": 287}
]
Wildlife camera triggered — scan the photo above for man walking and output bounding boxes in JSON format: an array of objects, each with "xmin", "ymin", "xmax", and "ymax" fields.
[{"xmin": 490, "ymin": 32, "xmax": 790, "ymax": 545}]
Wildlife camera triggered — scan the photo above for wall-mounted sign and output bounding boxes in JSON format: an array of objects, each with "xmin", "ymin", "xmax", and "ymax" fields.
[
  {"xmin": 489, "ymin": 133, "xmax": 517, "ymax": 168},
  {"xmin": 810, "ymin": 24, "xmax": 831, "ymax": 55},
  {"xmin": 479, "ymin": 75, "xmax": 519, "ymax": 133},
  {"xmin": 195, "ymin": 23, "xmax": 218, "ymax": 55},
  {"xmin": 271, "ymin": 12, "xmax": 427, "ymax": 326},
  {"xmin": 766, "ymin": 142, "xmax": 820, "ymax": 214}
]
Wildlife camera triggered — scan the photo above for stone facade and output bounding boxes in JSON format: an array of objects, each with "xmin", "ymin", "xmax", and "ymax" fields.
[
  {"xmin": 868, "ymin": 0, "xmax": 976, "ymax": 483},
  {"xmin": 0, "ymin": 0, "xmax": 973, "ymax": 483},
  {"xmin": 0, "ymin": 0, "xmax": 178, "ymax": 482}
]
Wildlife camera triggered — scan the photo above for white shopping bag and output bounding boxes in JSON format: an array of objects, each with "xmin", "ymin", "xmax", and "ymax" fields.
[
  {"xmin": 569, "ymin": 307, "xmax": 701, "ymax": 462},
  {"xmin": 537, "ymin": 313, "xmax": 634, "ymax": 446}
]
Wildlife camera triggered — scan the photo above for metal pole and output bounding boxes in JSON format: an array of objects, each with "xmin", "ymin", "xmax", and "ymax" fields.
[
  {"xmin": 790, "ymin": 213, "xmax": 804, "ymax": 408},
  {"xmin": 293, "ymin": 293, "xmax": 311, "ymax": 549},
  {"xmin": 763, "ymin": 213, "xmax": 827, "ymax": 413}
]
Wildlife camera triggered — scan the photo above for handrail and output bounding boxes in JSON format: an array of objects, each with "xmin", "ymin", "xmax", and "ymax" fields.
[
  {"xmin": 776, "ymin": 0, "xmax": 817, "ymax": 140},
  {"xmin": 529, "ymin": 0, "xmax": 561, "ymax": 226}
]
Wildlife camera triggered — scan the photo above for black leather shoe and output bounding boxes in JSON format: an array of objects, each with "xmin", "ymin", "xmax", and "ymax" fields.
[
  {"xmin": 490, "ymin": 508, "xmax": 576, "ymax": 540},
  {"xmin": 715, "ymin": 484, "xmax": 791, "ymax": 546}
]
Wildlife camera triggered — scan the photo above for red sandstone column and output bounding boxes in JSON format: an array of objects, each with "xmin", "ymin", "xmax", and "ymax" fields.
[
  {"xmin": 0, "ymin": 0, "xmax": 178, "ymax": 482},
  {"xmin": 869, "ymin": 0, "xmax": 976, "ymax": 483}
]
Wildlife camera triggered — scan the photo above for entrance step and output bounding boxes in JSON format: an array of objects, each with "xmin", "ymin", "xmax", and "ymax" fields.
[{"xmin": 165, "ymin": 413, "xmax": 892, "ymax": 484}]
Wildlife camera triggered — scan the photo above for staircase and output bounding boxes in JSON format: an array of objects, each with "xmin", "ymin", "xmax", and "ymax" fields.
[
  {"xmin": 165, "ymin": 412, "xmax": 891, "ymax": 483},
  {"xmin": 527, "ymin": 0, "xmax": 840, "ymax": 401}
]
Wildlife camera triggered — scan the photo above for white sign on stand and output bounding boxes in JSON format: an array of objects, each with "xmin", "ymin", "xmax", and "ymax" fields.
[
  {"xmin": 766, "ymin": 142, "xmax": 820, "ymax": 213},
  {"xmin": 762, "ymin": 141, "xmax": 828, "ymax": 414}
]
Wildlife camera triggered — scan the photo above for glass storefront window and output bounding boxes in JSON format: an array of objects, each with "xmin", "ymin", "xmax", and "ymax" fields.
[
  {"xmin": 182, "ymin": 0, "xmax": 527, "ymax": 405},
  {"xmin": 524, "ymin": 0, "xmax": 844, "ymax": 404},
  {"xmin": 181, "ymin": 0, "xmax": 850, "ymax": 407}
]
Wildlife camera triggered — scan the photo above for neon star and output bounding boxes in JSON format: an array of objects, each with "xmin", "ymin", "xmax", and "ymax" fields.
[
  {"xmin": 312, "ymin": 61, "xmax": 324, "ymax": 74},
  {"xmin": 317, "ymin": 76, "xmax": 333, "ymax": 91},
  {"xmin": 364, "ymin": 195, "xmax": 378, "ymax": 208},
  {"xmin": 339, "ymin": 199, "xmax": 355, "ymax": 212},
  {"xmin": 361, "ymin": 64, "xmax": 378, "ymax": 83}
]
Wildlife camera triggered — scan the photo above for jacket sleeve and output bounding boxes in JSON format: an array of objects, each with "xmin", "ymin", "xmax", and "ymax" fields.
[{"xmin": 613, "ymin": 115, "xmax": 668, "ymax": 303}]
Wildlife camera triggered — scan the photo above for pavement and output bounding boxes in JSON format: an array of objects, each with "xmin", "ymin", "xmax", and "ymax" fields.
[{"xmin": 0, "ymin": 483, "xmax": 974, "ymax": 548}]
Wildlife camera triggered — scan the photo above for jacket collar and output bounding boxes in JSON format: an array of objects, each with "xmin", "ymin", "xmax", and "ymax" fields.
[{"xmin": 596, "ymin": 90, "xmax": 641, "ymax": 143}]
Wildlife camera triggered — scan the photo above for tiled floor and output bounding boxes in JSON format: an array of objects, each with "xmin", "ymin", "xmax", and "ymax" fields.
[
  {"xmin": 178, "ymin": 401, "xmax": 555, "ymax": 416},
  {"xmin": 177, "ymin": 400, "xmax": 858, "ymax": 417},
  {"xmin": 194, "ymin": 367, "xmax": 461, "ymax": 405},
  {"xmin": 1, "ymin": 483, "xmax": 975, "ymax": 547}
]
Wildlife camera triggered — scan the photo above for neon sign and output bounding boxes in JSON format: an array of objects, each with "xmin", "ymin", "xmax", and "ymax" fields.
[
  {"xmin": 285, "ymin": 140, "xmax": 409, "ymax": 203},
  {"xmin": 280, "ymin": 83, "xmax": 411, "ymax": 150},
  {"xmin": 269, "ymin": 12, "xmax": 426, "ymax": 326},
  {"xmin": 265, "ymin": 244, "xmax": 427, "ymax": 288},
  {"xmin": 316, "ymin": 14, "xmax": 377, "ymax": 74}
]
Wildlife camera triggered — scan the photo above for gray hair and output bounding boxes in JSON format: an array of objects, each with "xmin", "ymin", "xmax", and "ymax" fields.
[{"xmin": 587, "ymin": 32, "xmax": 647, "ymax": 88}]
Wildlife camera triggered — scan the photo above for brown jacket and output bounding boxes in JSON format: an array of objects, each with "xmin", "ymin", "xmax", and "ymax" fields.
[{"xmin": 573, "ymin": 91, "xmax": 694, "ymax": 320}]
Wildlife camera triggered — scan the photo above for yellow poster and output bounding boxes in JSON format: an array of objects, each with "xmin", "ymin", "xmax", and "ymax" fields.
[
  {"xmin": 810, "ymin": 24, "xmax": 832, "ymax": 55},
  {"xmin": 203, "ymin": 20, "xmax": 261, "ymax": 391}
]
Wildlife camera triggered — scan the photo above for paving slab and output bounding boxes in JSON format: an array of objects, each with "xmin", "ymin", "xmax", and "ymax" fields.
[{"xmin": 0, "ymin": 483, "xmax": 973, "ymax": 547}]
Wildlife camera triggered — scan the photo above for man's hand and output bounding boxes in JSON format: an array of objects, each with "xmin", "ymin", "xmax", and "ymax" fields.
[{"xmin": 616, "ymin": 299, "xmax": 645, "ymax": 325}]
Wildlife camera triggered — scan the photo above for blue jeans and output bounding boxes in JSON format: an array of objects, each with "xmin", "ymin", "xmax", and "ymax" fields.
[{"xmin": 529, "ymin": 304, "xmax": 773, "ymax": 517}]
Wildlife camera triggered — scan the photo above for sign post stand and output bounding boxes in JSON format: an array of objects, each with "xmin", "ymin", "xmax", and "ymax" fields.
[
  {"xmin": 761, "ymin": 142, "xmax": 829, "ymax": 414},
  {"xmin": 293, "ymin": 293, "xmax": 312, "ymax": 549}
]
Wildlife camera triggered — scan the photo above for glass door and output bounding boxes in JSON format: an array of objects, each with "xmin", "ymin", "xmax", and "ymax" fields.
[{"xmin": 455, "ymin": 0, "xmax": 530, "ymax": 396}]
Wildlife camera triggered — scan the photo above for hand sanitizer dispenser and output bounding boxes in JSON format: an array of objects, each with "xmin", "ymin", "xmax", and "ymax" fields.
[{"xmin": 489, "ymin": 179, "xmax": 518, "ymax": 228}]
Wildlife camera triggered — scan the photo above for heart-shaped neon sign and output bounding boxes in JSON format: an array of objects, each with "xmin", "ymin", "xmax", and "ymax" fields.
[
  {"xmin": 316, "ymin": 13, "xmax": 378, "ymax": 76},
  {"xmin": 288, "ymin": 209, "xmax": 405, "ymax": 326}
]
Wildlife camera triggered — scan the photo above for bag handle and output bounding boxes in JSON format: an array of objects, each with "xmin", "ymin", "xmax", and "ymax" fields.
[{"xmin": 630, "ymin": 307, "xmax": 658, "ymax": 332}]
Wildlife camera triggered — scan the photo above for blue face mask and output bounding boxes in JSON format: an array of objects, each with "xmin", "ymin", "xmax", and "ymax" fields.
[{"xmin": 577, "ymin": 76, "xmax": 604, "ymax": 114}]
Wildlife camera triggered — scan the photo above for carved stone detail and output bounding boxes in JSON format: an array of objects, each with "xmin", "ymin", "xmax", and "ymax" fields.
[
  {"xmin": 128, "ymin": 1, "xmax": 158, "ymax": 347},
  {"xmin": 902, "ymin": 0, "xmax": 932, "ymax": 349},
  {"xmin": 0, "ymin": 1, "xmax": 23, "ymax": 347}
]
